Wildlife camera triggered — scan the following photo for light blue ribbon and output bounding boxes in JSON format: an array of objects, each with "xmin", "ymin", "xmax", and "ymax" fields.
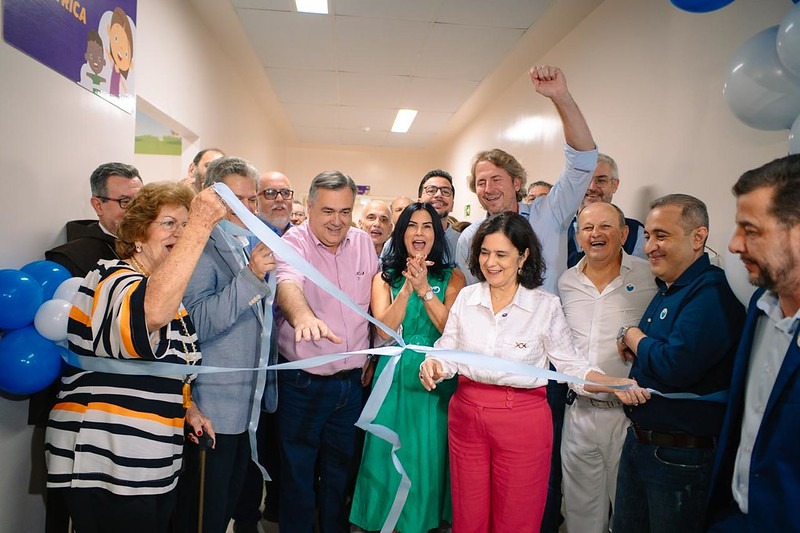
[{"xmin": 63, "ymin": 184, "xmax": 727, "ymax": 533}]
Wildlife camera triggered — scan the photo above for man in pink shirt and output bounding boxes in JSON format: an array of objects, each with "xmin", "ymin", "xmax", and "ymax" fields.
[{"xmin": 275, "ymin": 170, "xmax": 378, "ymax": 533}]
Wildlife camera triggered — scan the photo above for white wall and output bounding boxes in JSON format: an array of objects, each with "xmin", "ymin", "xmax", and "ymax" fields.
[
  {"xmin": 0, "ymin": 1, "xmax": 286, "ymax": 530},
  {"xmin": 441, "ymin": 0, "xmax": 791, "ymax": 257},
  {"xmin": 1, "ymin": 0, "xmax": 796, "ymax": 530}
]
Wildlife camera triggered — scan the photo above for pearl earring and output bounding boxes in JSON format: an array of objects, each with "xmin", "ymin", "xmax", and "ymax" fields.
[{"xmin": 135, "ymin": 244, "xmax": 142, "ymax": 253}]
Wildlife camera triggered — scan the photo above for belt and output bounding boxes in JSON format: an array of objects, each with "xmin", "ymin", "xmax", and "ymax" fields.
[
  {"xmin": 576, "ymin": 395, "xmax": 622, "ymax": 409},
  {"xmin": 633, "ymin": 427, "xmax": 716, "ymax": 449},
  {"xmin": 308, "ymin": 368, "xmax": 359, "ymax": 380}
]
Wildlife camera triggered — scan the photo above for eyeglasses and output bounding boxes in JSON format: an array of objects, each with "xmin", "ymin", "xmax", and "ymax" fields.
[
  {"xmin": 153, "ymin": 218, "xmax": 188, "ymax": 233},
  {"xmin": 96, "ymin": 195, "xmax": 133, "ymax": 208},
  {"xmin": 291, "ymin": 211, "xmax": 305, "ymax": 217},
  {"xmin": 422, "ymin": 185, "xmax": 453, "ymax": 197},
  {"xmin": 260, "ymin": 188, "xmax": 294, "ymax": 200}
]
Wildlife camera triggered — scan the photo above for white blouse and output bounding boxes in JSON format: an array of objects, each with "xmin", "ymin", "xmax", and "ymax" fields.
[{"xmin": 431, "ymin": 282, "xmax": 599, "ymax": 389}]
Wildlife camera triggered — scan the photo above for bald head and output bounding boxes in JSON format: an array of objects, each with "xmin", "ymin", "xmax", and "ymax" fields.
[
  {"xmin": 257, "ymin": 171, "xmax": 293, "ymax": 230},
  {"xmin": 390, "ymin": 196, "xmax": 413, "ymax": 225},
  {"xmin": 576, "ymin": 202, "xmax": 628, "ymax": 267},
  {"xmin": 359, "ymin": 200, "xmax": 393, "ymax": 254}
]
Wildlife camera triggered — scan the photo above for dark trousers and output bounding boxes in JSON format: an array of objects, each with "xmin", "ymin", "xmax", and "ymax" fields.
[
  {"xmin": 173, "ymin": 431, "xmax": 251, "ymax": 533},
  {"xmin": 233, "ymin": 410, "xmax": 281, "ymax": 525},
  {"xmin": 278, "ymin": 368, "xmax": 363, "ymax": 533},
  {"xmin": 612, "ymin": 427, "xmax": 715, "ymax": 533},
  {"xmin": 540, "ymin": 380, "xmax": 568, "ymax": 533},
  {"xmin": 64, "ymin": 487, "xmax": 176, "ymax": 533}
]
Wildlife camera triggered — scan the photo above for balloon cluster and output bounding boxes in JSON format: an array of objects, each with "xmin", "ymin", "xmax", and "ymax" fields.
[
  {"xmin": 722, "ymin": 3, "xmax": 800, "ymax": 153},
  {"xmin": 0, "ymin": 261, "xmax": 81, "ymax": 395}
]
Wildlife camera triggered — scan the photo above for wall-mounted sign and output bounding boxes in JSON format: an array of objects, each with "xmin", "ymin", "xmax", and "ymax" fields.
[
  {"xmin": 357, "ymin": 185, "xmax": 371, "ymax": 195},
  {"xmin": 3, "ymin": 0, "xmax": 138, "ymax": 114}
]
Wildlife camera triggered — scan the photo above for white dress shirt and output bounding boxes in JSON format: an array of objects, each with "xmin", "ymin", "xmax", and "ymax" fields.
[
  {"xmin": 432, "ymin": 282, "xmax": 599, "ymax": 389},
  {"xmin": 558, "ymin": 252, "xmax": 657, "ymax": 399}
]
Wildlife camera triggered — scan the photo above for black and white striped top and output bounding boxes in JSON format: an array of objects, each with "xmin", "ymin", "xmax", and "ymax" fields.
[{"xmin": 45, "ymin": 260, "xmax": 201, "ymax": 496}]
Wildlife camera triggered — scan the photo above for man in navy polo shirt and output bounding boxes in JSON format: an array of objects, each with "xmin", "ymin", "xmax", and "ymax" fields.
[{"xmin": 613, "ymin": 193, "xmax": 744, "ymax": 532}]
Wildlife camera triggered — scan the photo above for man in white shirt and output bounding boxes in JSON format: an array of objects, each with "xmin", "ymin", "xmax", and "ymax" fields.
[{"xmin": 558, "ymin": 202, "xmax": 656, "ymax": 533}]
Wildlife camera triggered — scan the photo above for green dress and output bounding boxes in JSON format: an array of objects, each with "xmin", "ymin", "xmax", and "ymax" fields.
[{"xmin": 350, "ymin": 269, "xmax": 456, "ymax": 532}]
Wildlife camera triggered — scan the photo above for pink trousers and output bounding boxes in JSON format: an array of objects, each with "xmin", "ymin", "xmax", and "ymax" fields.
[{"xmin": 448, "ymin": 376, "xmax": 552, "ymax": 533}]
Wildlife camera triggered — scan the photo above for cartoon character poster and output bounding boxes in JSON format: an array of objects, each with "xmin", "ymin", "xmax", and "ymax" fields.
[{"xmin": 3, "ymin": 0, "xmax": 138, "ymax": 114}]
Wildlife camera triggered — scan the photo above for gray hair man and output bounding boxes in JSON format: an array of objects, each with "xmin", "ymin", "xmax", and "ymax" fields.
[
  {"xmin": 275, "ymin": 170, "xmax": 378, "ymax": 533},
  {"xmin": 568, "ymin": 153, "xmax": 646, "ymax": 267},
  {"xmin": 176, "ymin": 156, "xmax": 276, "ymax": 533},
  {"xmin": 358, "ymin": 199, "xmax": 392, "ymax": 255},
  {"xmin": 46, "ymin": 162, "xmax": 143, "ymax": 277},
  {"xmin": 257, "ymin": 171, "xmax": 294, "ymax": 235}
]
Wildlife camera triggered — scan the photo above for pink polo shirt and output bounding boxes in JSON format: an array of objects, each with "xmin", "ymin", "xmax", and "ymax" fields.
[{"xmin": 276, "ymin": 222, "xmax": 378, "ymax": 375}]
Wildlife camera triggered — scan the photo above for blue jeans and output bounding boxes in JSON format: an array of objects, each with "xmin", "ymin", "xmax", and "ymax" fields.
[
  {"xmin": 278, "ymin": 368, "xmax": 364, "ymax": 533},
  {"xmin": 612, "ymin": 427, "xmax": 715, "ymax": 533}
]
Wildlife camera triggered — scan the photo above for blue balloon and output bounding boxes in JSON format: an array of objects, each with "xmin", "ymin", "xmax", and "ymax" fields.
[
  {"xmin": 0, "ymin": 325, "xmax": 63, "ymax": 395},
  {"xmin": 777, "ymin": 3, "xmax": 800, "ymax": 77},
  {"xmin": 0, "ymin": 269, "xmax": 43, "ymax": 330},
  {"xmin": 724, "ymin": 26, "xmax": 800, "ymax": 130},
  {"xmin": 670, "ymin": 0, "xmax": 735, "ymax": 13},
  {"xmin": 21, "ymin": 260, "xmax": 72, "ymax": 300},
  {"xmin": 790, "ymin": 114, "xmax": 800, "ymax": 154}
]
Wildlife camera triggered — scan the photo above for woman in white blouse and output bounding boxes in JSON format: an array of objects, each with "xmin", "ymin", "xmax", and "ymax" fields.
[{"xmin": 419, "ymin": 212, "xmax": 647, "ymax": 533}]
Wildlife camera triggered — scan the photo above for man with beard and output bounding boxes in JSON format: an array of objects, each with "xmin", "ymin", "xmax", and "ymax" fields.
[
  {"xmin": 567, "ymin": 153, "xmax": 646, "ymax": 267},
  {"xmin": 257, "ymin": 171, "xmax": 294, "ymax": 236},
  {"xmin": 707, "ymin": 154, "xmax": 800, "ymax": 531},
  {"xmin": 418, "ymin": 169, "xmax": 460, "ymax": 259}
]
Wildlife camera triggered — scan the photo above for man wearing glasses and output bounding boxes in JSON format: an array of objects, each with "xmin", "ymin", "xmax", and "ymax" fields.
[
  {"xmin": 418, "ymin": 169, "xmax": 460, "ymax": 259},
  {"xmin": 46, "ymin": 162, "xmax": 143, "ymax": 277},
  {"xmin": 41, "ymin": 162, "xmax": 142, "ymax": 532},
  {"xmin": 256, "ymin": 171, "xmax": 295, "ymax": 236},
  {"xmin": 177, "ymin": 157, "xmax": 277, "ymax": 533}
]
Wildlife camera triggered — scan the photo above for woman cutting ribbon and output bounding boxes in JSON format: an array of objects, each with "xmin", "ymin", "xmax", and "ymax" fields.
[
  {"xmin": 45, "ymin": 182, "xmax": 225, "ymax": 533},
  {"xmin": 420, "ymin": 212, "xmax": 648, "ymax": 532}
]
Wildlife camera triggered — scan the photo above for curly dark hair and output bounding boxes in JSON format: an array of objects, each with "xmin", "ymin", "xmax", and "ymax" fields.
[
  {"xmin": 381, "ymin": 202, "xmax": 452, "ymax": 285},
  {"xmin": 468, "ymin": 212, "xmax": 545, "ymax": 289}
]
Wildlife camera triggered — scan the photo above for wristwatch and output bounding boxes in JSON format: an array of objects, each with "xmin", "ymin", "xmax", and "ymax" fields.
[
  {"xmin": 617, "ymin": 325, "xmax": 632, "ymax": 344},
  {"xmin": 420, "ymin": 290, "xmax": 434, "ymax": 302}
]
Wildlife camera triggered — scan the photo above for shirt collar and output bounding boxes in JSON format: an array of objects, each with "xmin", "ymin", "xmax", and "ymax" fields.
[
  {"xmin": 469, "ymin": 282, "xmax": 537, "ymax": 313},
  {"xmin": 756, "ymin": 290, "xmax": 800, "ymax": 335},
  {"xmin": 655, "ymin": 253, "xmax": 711, "ymax": 292}
]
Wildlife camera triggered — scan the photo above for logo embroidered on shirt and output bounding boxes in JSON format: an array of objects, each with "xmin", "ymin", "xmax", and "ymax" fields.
[
  {"xmin": 626, "ymin": 284, "xmax": 634, "ymax": 292},
  {"xmin": 514, "ymin": 342, "xmax": 528, "ymax": 349},
  {"xmin": 432, "ymin": 286, "xmax": 441, "ymax": 294},
  {"xmin": 659, "ymin": 308, "xmax": 668, "ymax": 320}
]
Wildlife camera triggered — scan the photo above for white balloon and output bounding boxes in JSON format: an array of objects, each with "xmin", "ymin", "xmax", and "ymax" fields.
[
  {"xmin": 34, "ymin": 299, "xmax": 72, "ymax": 342},
  {"xmin": 723, "ymin": 26, "xmax": 800, "ymax": 131},
  {"xmin": 778, "ymin": 3, "xmax": 800, "ymax": 78},
  {"xmin": 722, "ymin": 230, "xmax": 757, "ymax": 307},
  {"xmin": 52, "ymin": 277, "xmax": 83, "ymax": 302},
  {"xmin": 790, "ymin": 114, "xmax": 800, "ymax": 155}
]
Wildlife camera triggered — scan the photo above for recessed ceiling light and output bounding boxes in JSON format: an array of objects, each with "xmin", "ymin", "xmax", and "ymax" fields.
[
  {"xmin": 391, "ymin": 109, "xmax": 417, "ymax": 133},
  {"xmin": 295, "ymin": 0, "xmax": 328, "ymax": 14}
]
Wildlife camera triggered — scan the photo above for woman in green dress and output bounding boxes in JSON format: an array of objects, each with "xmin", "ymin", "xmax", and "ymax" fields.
[{"xmin": 351, "ymin": 202, "xmax": 465, "ymax": 532}]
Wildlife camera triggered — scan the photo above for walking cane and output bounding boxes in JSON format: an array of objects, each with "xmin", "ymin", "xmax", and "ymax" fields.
[{"xmin": 197, "ymin": 432, "xmax": 214, "ymax": 533}]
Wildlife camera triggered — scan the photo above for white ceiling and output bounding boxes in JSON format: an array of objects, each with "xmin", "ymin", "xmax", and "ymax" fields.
[{"xmin": 231, "ymin": 0, "xmax": 555, "ymax": 148}]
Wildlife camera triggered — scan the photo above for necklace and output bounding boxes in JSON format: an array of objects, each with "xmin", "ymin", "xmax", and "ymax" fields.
[{"xmin": 127, "ymin": 254, "xmax": 198, "ymax": 409}]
